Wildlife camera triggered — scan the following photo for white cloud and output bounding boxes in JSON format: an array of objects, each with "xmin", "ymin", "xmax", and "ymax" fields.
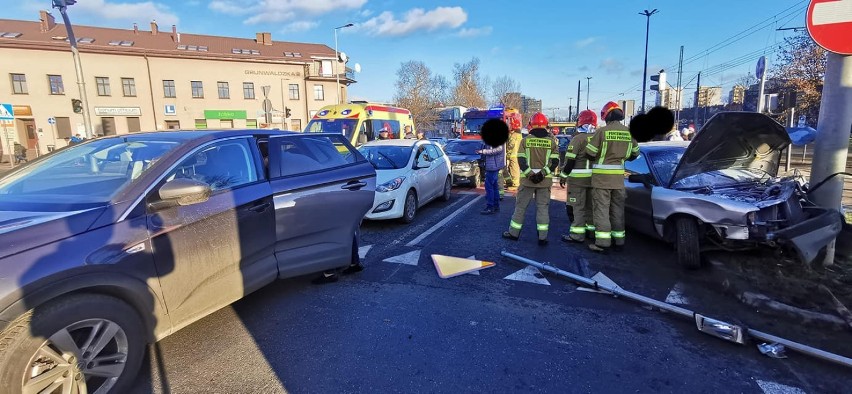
[
  {"xmin": 574, "ymin": 36, "xmax": 598, "ymax": 48},
  {"xmin": 358, "ymin": 7, "xmax": 467, "ymax": 37},
  {"xmin": 457, "ymin": 26, "xmax": 492, "ymax": 38},
  {"xmin": 600, "ymin": 58, "xmax": 625, "ymax": 74},
  {"xmin": 209, "ymin": 0, "xmax": 367, "ymax": 24},
  {"xmin": 281, "ymin": 20, "xmax": 319, "ymax": 32},
  {"xmin": 25, "ymin": 0, "xmax": 179, "ymax": 25},
  {"xmin": 360, "ymin": 9, "xmax": 374, "ymax": 17}
]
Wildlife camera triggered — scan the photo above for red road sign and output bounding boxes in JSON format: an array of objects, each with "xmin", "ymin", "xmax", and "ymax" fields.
[{"xmin": 807, "ymin": 0, "xmax": 852, "ymax": 55}]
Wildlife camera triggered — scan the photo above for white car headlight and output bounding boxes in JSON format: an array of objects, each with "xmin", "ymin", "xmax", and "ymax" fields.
[
  {"xmin": 377, "ymin": 176, "xmax": 406, "ymax": 192},
  {"xmin": 453, "ymin": 162, "xmax": 473, "ymax": 170}
]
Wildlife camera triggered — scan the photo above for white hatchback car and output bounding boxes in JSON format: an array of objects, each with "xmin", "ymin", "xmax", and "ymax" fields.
[{"xmin": 359, "ymin": 139, "xmax": 452, "ymax": 222}]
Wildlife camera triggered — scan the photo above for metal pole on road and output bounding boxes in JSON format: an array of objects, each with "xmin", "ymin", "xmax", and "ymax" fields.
[
  {"xmin": 639, "ymin": 9, "xmax": 658, "ymax": 114},
  {"xmin": 333, "ymin": 23, "xmax": 354, "ymax": 105},
  {"xmin": 576, "ymin": 80, "xmax": 581, "ymax": 114},
  {"xmin": 810, "ymin": 53, "xmax": 852, "ymax": 266},
  {"xmin": 585, "ymin": 77, "xmax": 592, "ymax": 110},
  {"xmin": 54, "ymin": 1, "xmax": 94, "ymax": 139}
]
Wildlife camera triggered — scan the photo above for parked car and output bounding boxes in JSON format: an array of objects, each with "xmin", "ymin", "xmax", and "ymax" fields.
[
  {"xmin": 428, "ymin": 137, "xmax": 448, "ymax": 148},
  {"xmin": 443, "ymin": 139, "xmax": 485, "ymax": 188},
  {"xmin": 0, "ymin": 130, "xmax": 375, "ymax": 393},
  {"xmin": 358, "ymin": 139, "xmax": 451, "ymax": 223},
  {"xmin": 624, "ymin": 112, "xmax": 843, "ymax": 269}
]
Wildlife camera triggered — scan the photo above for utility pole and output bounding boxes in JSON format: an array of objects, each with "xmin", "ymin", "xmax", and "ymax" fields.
[
  {"xmin": 676, "ymin": 45, "xmax": 684, "ymax": 124},
  {"xmin": 639, "ymin": 9, "xmax": 659, "ymax": 114},
  {"xmin": 333, "ymin": 23, "xmax": 354, "ymax": 105},
  {"xmin": 694, "ymin": 72, "xmax": 701, "ymax": 127},
  {"xmin": 585, "ymin": 77, "xmax": 592, "ymax": 109},
  {"xmin": 568, "ymin": 97, "xmax": 574, "ymax": 121},
  {"xmin": 576, "ymin": 80, "xmax": 581, "ymax": 116},
  {"xmin": 810, "ymin": 53, "xmax": 852, "ymax": 266},
  {"xmin": 53, "ymin": 0, "xmax": 94, "ymax": 138}
]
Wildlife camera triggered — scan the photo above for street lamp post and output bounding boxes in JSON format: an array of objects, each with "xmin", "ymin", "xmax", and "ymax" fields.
[
  {"xmin": 52, "ymin": 0, "xmax": 94, "ymax": 138},
  {"xmin": 585, "ymin": 77, "xmax": 592, "ymax": 109},
  {"xmin": 334, "ymin": 23, "xmax": 354, "ymax": 105},
  {"xmin": 639, "ymin": 9, "xmax": 659, "ymax": 114}
]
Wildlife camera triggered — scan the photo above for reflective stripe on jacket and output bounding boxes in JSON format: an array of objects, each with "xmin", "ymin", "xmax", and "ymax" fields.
[{"xmin": 585, "ymin": 122, "xmax": 639, "ymax": 189}]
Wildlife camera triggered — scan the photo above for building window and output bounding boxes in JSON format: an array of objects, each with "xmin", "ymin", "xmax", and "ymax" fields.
[
  {"xmin": 194, "ymin": 119, "xmax": 207, "ymax": 129},
  {"xmin": 95, "ymin": 77, "xmax": 111, "ymax": 96},
  {"xmin": 220, "ymin": 119, "xmax": 233, "ymax": 128},
  {"xmin": 127, "ymin": 117, "xmax": 141, "ymax": 133},
  {"xmin": 56, "ymin": 117, "xmax": 72, "ymax": 138},
  {"xmin": 122, "ymin": 78, "xmax": 137, "ymax": 97},
  {"xmin": 48, "ymin": 75, "xmax": 64, "ymax": 95},
  {"xmin": 165, "ymin": 120, "xmax": 180, "ymax": 129},
  {"xmin": 100, "ymin": 117, "xmax": 116, "ymax": 136},
  {"xmin": 217, "ymin": 82, "xmax": 230, "ymax": 99},
  {"xmin": 313, "ymin": 85, "xmax": 324, "ymax": 101},
  {"xmin": 243, "ymin": 82, "xmax": 255, "ymax": 99},
  {"xmin": 289, "ymin": 84, "xmax": 299, "ymax": 100},
  {"xmin": 11, "ymin": 74, "xmax": 27, "ymax": 94},
  {"xmin": 163, "ymin": 80, "xmax": 176, "ymax": 98},
  {"xmin": 246, "ymin": 119, "xmax": 258, "ymax": 128},
  {"xmin": 191, "ymin": 81, "xmax": 204, "ymax": 98}
]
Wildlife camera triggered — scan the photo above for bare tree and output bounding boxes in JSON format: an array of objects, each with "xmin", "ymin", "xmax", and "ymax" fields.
[
  {"xmin": 770, "ymin": 33, "xmax": 827, "ymax": 124},
  {"xmin": 452, "ymin": 57, "xmax": 487, "ymax": 108},
  {"xmin": 490, "ymin": 75, "xmax": 522, "ymax": 109},
  {"xmin": 394, "ymin": 61, "xmax": 445, "ymax": 130}
]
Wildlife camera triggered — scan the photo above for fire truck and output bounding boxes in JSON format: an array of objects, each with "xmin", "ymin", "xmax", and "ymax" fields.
[{"xmin": 460, "ymin": 106, "xmax": 522, "ymax": 140}]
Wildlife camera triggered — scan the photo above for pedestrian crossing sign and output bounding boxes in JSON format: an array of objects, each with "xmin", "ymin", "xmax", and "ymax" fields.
[
  {"xmin": 0, "ymin": 104, "xmax": 13, "ymax": 121},
  {"xmin": 431, "ymin": 254, "xmax": 495, "ymax": 278}
]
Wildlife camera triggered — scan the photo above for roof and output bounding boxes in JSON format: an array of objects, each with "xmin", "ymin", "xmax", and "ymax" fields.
[
  {"xmin": 0, "ymin": 16, "xmax": 335, "ymax": 63},
  {"xmin": 100, "ymin": 129, "xmax": 291, "ymax": 142}
]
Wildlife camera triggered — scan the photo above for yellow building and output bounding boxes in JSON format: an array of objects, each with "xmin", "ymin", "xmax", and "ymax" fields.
[{"xmin": 0, "ymin": 11, "xmax": 355, "ymax": 158}]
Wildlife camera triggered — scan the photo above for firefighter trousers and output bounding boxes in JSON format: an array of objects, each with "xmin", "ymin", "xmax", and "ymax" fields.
[
  {"xmin": 498, "ymin": 171, "xmax": 505, "ymax": 196},
  {"xmin": 591, "ymin": 188, "xmax": 626, "ymax": 248},
  {"xmin": 506, "ymin": 157, "xmax": 520, "ymax": 188},
  {"xmin": 568, "ymin": 185, "xmax": 595, "ymax": 242},
  {"xmin": 509, "ymin": 185, "xmax": 551, "ymax": 240}
]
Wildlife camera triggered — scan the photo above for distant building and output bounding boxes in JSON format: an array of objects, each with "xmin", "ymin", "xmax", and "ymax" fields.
[
  {"xmin": 618, "ymin": 99, "xmax": 636, "ymax": 118},
  {"xmin": 729, "ymin": 85, "xmax": 746, "ymax": 105},
  {"xmin": 520, "ymin": 95, "xmax": 542, "ymax": 124},
  {"xmin": 656, "ymin": 87, "xmax": 684, "ymax": 110},
  {"xmin": 695, "ymin": 86, "xmax": 723, "ymax": 107}
]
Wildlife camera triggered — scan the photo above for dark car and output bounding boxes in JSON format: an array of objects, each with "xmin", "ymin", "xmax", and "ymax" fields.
[
  {"xmin": 624, "ymin": 112, "xmax": 842, "ymax": 269},
  {"xmin": 443, "ymin": 139, "xmax": 484, "ymax": 187},
  {"xmin": 0, "ymin": 130, "xmax": 375, "ymax": 393}
]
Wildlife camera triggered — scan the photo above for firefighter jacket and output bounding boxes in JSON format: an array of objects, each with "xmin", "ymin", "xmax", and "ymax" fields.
[
  {"xmin": 560, "ymin": 132, "xmax": 593, "ymax": 188},
  {"xmin": 518, "ymin": 128, "xmax": 560, "ymax": 188},
  {"xmin": 585, "ymin": 121, "xmax": 639, "ymax": 189},
  {"xmin": 506, "ymin": 132, "xmax": 523, "ymax": 159}
]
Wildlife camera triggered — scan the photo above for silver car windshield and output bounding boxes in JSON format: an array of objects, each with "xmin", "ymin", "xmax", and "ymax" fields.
[
  {"xmin": 0, "ymin": 139, "xmax": 180, "ymax": 204},
  {"xmin": 649, "ymin": 149, "xmax": 766, "ymax": 189}
]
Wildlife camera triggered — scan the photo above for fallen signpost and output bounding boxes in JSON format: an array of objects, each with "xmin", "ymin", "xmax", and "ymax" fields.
[{"xmin": 500, "ymin": 251, "xmax": 852, "ymax": 369}]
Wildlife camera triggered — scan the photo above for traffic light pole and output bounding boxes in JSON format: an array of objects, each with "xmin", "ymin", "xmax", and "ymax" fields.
[
  {"xmin": 809, "ymin": 53, "xmax": 852, "ymax": 266},
  {"xmin": 56, "ymin": 3, "xmax": 94, "ymax": 138}
]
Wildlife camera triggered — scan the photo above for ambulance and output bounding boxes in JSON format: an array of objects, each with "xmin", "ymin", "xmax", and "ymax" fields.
[{"xmin": 304, "ymin": 102, "xmax": 416, "ymax": 146}]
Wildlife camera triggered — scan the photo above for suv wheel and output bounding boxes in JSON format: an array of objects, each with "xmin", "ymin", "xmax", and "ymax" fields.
[
  {"xmin": 0, "ymin": 294, "xmax": 146, "ymax": 394},
  {"xmin": 675, "ymin": 217, "xmax": 702, "ymax": 269},
  {"xmin": 402, "ymin": 190, "xmax": 417, "ymax": 223}
]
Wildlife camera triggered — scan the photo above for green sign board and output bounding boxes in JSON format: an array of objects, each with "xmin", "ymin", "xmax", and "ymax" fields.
[{"xmin": 204, "ymin": 110, "xmax": 248, "ymax": 120}]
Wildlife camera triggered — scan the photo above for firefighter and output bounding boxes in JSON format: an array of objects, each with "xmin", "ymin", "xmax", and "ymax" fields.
[
  {"xmin": 503, "ymin": 112, "xmax": 560, "ymax": 245},
  {"xmin": 505, "ymin": 117, "xmax": 523, "ymax": 191},
  {"xmin": 585, "ymin": 102, "xmax": 639, "ymax": 253},
  {"xmin": 559, "ymin": 109, "xmax": 598, "ymax": 243}
]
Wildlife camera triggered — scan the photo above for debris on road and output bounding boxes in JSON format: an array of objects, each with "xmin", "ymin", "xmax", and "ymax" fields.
[
  {"xmin": 758, "ymin": 343, "xmax": 788, "ymax": 359},
  {"xmin": 431, "ymin": 254, "xmax": 495, "ymax": 278}
]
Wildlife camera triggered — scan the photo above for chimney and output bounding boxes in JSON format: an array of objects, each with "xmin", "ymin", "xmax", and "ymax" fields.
[
  {"xmin": 150, "ymin": 20, "xmax": 159, "ymax": 35},
  {"xmin": 263, "ymin": 32, "xmax": 272, "ymax": 45},
  {"xmin": 171, "ymin": 24, "xmax": 179, "ymax": 42},
  {"xmin": 39, "ymin": 10, "xmax": 56, "ymax": 32},
  {"xmin": 256, "ymin": 32, "xmax": 265, "ymax": 45},
  {"xmin": 133, "ymin": 23, "xmax": 138, "ymax": 34}
]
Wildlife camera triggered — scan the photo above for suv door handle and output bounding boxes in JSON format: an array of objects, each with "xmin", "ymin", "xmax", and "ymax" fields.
[
  {"xmin": 341, "ymin": 181, "xmax": 367, "ymax": 191},
  {"xmin": 249, "ymin": 202, "xmax": 271, "ymax": 213}
]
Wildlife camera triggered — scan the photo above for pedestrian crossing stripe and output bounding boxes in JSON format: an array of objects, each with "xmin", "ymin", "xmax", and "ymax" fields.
[{"xmin": 431, "ymin": 254, "xmax": 495, "ymax": 278}]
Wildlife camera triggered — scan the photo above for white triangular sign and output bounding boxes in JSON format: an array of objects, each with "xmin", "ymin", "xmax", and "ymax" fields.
[
  {"xmin": 466, "ymin": 256, "xmax": 480, "ymax": 275},
  {"xmin": 576, "ymin": 272, "xmax": 618, "ymax": 294},
  {"xmin": 665, "ymin": 282, "xmax": 689, "ymax": 305},
  {"xmin": 358, "ymin": 245, "xmax": 373, "ymax": 260},
  {"xmin": 504, "ymin": 266, "xmax": 550, "ymax": 286},
  {"xmin": 383, "ymin": 250, "xmax": 421, "ymax": 266}
]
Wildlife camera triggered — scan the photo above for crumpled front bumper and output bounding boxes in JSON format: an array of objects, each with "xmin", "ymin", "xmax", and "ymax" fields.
[{"xmin": 768, "ymin": 207, "xmax": 844, "ymax": 264}]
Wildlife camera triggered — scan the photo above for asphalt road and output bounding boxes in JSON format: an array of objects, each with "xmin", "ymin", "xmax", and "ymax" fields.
[{"xmin": 131, "ymin": 186, "xmax": 852, "ymax": 393}]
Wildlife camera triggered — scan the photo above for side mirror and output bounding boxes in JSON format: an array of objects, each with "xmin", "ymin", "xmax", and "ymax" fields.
[
  {"xmin": 415, "ymin": 156, "xmax": 430, "ymax": 169},
  {"xmin": 627, "ymin": 173, "xmax": 653, "ymax": 188},
  {"xmin": 151, "ymin": 178, "xmax": 211, "ymax": 211}
]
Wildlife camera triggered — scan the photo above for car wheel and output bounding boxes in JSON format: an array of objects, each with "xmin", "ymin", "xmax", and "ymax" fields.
[
  {"xmin": 675, "ymin": 217, "xmax": 702, "ymax": 269},
  {"xmin": 401, "ymin": 190, "xmax": 417, "ymax": 223},
  {"xmin": 473, "ymin": 171, "xmax": 482, "ymax": 188},
  {"xmin": 440, "ymin": 176, "xmax": 452, "ymax": 202},
  {"xmin": 0, "ymin": 293, "xmax": 146, "ymax": 394}
]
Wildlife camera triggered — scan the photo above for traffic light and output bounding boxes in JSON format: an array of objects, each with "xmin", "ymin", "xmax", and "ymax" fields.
[
  {"xmin": 650, "ymin": 69, "xmax": 666, "ymax": 91},
  {"xmin": 71, "ymin": 98, "xmax": 83, "ymax": 114},
  {"xmin": 285, "ymin": 107, "xmax": 291, "ymax": 118}
]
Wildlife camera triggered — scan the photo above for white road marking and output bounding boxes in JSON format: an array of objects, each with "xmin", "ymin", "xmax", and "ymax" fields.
[
  {"xmin": 812, "ymin": 0, "xmax": 852, "ymax": 25},
  {"xmin": 383, "ymin": 250, "xmax": 421, "ymax": 266},
  {"xmin": 405, "ymin": 195, "xmax": 484, "ymax": 247},
  {"xmin": 665, "ymin": 282, "xmax": 689, "ymax": 305},
  {"xmin": 358, "ymin": 244, "xmax": 373, "ymax": 260},
  {"xmin": 576, "ymin": 272, "xmax": 618, "ymax": 294},
  {"xmin": 756, "ymin": 380, "xmax": 806, "ymax": 394},
  {"xmin": 466, "ymin": 255, "xmax": 480, "ymax": 275},
  {"xmin": 504, "ymin": 266, "xmax": 550, "ymax": 286}
]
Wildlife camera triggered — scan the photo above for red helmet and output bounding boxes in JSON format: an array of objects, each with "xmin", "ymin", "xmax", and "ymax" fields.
[
  {"xmin": 601, "ymin": 101, "xmax": 622, "ymax": 120},
  {"xmin": 509, "ymin": 116, "xmax": 522, "ymax": 131},
  {"xmin": 529, "ymin": 112, "xmax": 549, "ymax": 129},
  {"xmin": 577, "ymin": 109, "xmax": 598, "ymax": 127}
]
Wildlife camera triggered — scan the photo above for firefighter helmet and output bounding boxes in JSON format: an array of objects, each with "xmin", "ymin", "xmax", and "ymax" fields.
[
  {"xmin": 509, "ymin": 116, "xmax": 522, "ymax": 131},
  {"xmin": 577, "ymin": 110, "xmax": 598, "ymax": 127},
  {"xmin": 529, "ymin": 112, "xmax": 549, "ymax": 129},
  {"xmin": 601, "ymin": 101, "xmax": 622, "ymax": 120}
]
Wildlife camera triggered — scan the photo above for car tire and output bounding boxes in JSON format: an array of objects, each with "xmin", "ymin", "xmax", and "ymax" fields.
[
  {"xmin": 440, "ymin": 176, "xmax": 452, "ymax": 202},
  {"xmin": 0, "ymin": 293, "xmax": 146, "ymax": 394},
  {"xmin": 675, "ymin": 217, "xmax": 702, "ymax": 269},
  {"xmin": 473, "ymin": 171, "xmax": 482, "ymax": 188},
  {"xmin": 401, "ymin": 190, "xmax": 417, "ymax": 223}
]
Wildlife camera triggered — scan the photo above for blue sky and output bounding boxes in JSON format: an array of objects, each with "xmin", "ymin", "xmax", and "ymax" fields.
[{"xmin": 11, "ymin": 0, "xmax": 809, "ymax": 116}]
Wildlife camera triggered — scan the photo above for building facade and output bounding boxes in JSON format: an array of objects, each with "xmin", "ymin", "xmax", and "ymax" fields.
[
  {"xmin": 729, "ymin": 85, "xmax": 746, "ymax": 105},
  {"xmin": 656, "ymin": 87, "xmax": 684, "ymax": 111},
  {"xmin": 695, "ymin": 86, "xmax": 723, "ymax": 107},
  {"xmin": 0, "ymin": 11, "xmax": 353, "ymax": 157}
]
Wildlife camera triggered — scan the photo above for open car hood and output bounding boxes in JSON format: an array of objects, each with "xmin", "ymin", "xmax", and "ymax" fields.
[{"xmin": 668, "ymin": 112, "xmax": 791, "ymax": 187}]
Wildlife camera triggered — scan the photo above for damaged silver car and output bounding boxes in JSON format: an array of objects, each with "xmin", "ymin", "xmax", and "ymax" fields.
[{"xmin": 624, "ymin": 112, "xmax": 843, "ymax": 269}]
